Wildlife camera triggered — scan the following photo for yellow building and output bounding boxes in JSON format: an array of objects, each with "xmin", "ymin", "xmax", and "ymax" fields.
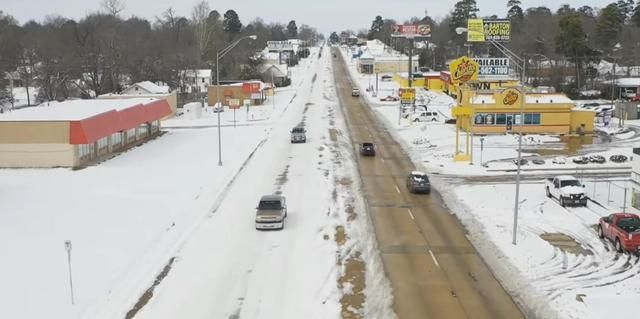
[{"xmin": 455, "ymin": 88, "xmax": 595, "ymax": 135}]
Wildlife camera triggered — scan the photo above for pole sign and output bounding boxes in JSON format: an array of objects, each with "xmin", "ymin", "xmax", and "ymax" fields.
[
  {"xmin": 267, "ymin": 41, "xmax": 294, "ymax": 51},
  {"xmin": 392, "ymin": 24, "xmax": 431, "ymax": 38},
  {"xmin": 449, "ymin": 56, "xmax": 480, "ymax": 84},
  {"xmin": 473, "ymin": 58, "xmax": 510, "ymax": 77},
  {"xmin": 229, "ymin": 98, "xmax": 241, "ymax": 109},
  {"xmin": 399, "ymin": 87, "xmax": 416, "ymax": 105},
  {"xmin": 467, "ymin": 19, "xmax": 511, "ymax": 42}
]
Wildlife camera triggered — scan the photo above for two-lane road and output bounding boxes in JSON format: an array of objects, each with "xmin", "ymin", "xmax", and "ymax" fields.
[{"xmin": 332, "ymin": 48, "xmax": 525, "ymax": 319}]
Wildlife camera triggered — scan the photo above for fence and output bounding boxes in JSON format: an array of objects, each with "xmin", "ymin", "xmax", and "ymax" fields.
[{"xmin": 581, "ymin": 178, "xmax": 631, "ymax": 213}]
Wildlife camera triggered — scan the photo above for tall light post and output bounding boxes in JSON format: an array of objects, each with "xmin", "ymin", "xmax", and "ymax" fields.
[
  {"xmin": 64, "ymin": 240, "xmax": 75, "ymax": 305},
  {"xmin": 215, "ymin": 35, "xmax": 257, "ymax": 166},
  {"xmin": 511, "ymin": 86, "xmax": 525, "ymax": 245}
]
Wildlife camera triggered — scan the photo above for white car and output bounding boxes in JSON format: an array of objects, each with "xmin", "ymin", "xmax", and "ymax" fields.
[
  {"xmin": 551, "ymin": 156, "xmax": 567, "ymax": 164},
  {"xmin": 411, "ymin": 111, "xmax": 440, "ymax": 122}
]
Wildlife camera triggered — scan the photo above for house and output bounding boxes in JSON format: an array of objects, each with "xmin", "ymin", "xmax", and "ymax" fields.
[
  {"xmin": 208, "ymin": 81, "xmax": 269, "ymax": 107},
  {"xmin": 179, "ymin": 69, "xmax": 213, "ymax": 93},
  {"xmin": 121, "ymin": 81, "xmax": 170, "ymax": 95},
  {"xmin": 259, "ymin": 64, "xmax": 290, "ymax": 87}
]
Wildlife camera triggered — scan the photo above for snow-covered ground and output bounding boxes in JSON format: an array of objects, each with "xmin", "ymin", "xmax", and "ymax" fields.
[
  {"xmin": 340, "ymin": 46, "xmax": 640, "ymax": 319},
  {"xmin": 0, "ymin": 47, "xmax": 394, "ymax": 319}
]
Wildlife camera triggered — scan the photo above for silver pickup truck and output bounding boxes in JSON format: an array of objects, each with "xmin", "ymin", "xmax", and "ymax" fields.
[
  {"xmin": 255, "ymin": 195, "xmax": 287, "ymax": 230},
  {"xmin": 290, "ymin": 126, "xmax": 306, "ymax": 143}
]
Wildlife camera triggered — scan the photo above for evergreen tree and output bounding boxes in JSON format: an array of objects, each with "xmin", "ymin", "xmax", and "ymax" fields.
[
  {"xmin": 286, "ymin": 20, "xmax": 298, "ymax": 38},
  {"xmin": 369, "ymin": 15, "xmax": 384, "ymax": 40},
  {"xmin": 223, "ymin": 9, "xmax": 242, "ymax": 33},
  {"xmin": 329, "ymin": 32, "xmax": 339, "ymax": 44},
  {"xmin": 507, "ymin": 0, "xmax": 524, "ymax": 21},
  {"xmin": 449, "ymin": 0, "xmax": 479, "ymax": 34},
  {"xmin": 595, "ymin": 3, "xmax": 624, "ymax": 52}
]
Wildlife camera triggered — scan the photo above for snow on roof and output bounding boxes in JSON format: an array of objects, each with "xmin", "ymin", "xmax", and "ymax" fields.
[
  {"xmin": 612, "ymin": 77, "xmax": 640, "ymax": 87},
  {"xmin": 556, "ymin": 175, "xmax": 579, "ymax": 181},
  {"xmin": 132, "ymin": 81, "xmax": 170, "ymax": 94},
  {"xmin": 411, "ymin": 171, "xmax": 426, "ymax": 176},
  {"xmin": 0, "ymin": 98, "xmax": 158, "ymax": 121},
  {"xmin": 471, "ymin": 94, "xmax": 573, "ymax": 105}
]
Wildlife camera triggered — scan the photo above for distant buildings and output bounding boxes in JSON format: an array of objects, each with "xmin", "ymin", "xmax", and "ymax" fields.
[
  {"xmin": 179, "ymin": 69, "xmax": 213, "ymax": 93},
  {"xmin": 99, "ymin": 81, "xmax": 178, "ymax": 117}
]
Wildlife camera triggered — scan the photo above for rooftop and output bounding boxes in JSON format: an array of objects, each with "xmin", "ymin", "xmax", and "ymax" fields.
[{"xmin": 0, "ymin": 98, "xmax": 159, "ymax": 122}]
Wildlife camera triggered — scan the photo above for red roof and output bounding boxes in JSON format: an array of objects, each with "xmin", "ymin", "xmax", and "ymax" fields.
[{"xmin": 69, "ymin": 99, "xmax": 172, "ymax": 144}]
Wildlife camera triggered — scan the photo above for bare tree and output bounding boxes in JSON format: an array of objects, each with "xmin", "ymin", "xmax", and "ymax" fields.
[
  {"xmin": 101, "ymin": 0, "xmax": 125, "ymax": 17},
  {"xmin": 191, "ymin": 1, "xmax": 212, "ymax": 64}
]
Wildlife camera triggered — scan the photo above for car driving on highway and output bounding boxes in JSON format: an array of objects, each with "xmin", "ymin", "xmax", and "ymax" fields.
[
  {"xmin": 406, "ymin": 171, "xmax": 430, "ymax": 194},
  {"xmin": 255, "ymin": 195, "xmax": 287, "ymax": 230},
  {"xmin": 360, "ymin": 142, "xmax": 376, "ymax": 156},
  {"xmin": 598, "ymin": 213, "xmax": 640, "ymax": 254},
  {"xmin": 290, "ymin": 126, "xmax": 306, "ymax": 143},
  {"xmin": 351, "ymin": 88, "xmax": 360, "ymax": 97}
]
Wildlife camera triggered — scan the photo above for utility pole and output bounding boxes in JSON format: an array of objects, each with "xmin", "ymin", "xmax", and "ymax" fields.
[
  {"xmin": 408, "ymin": 38, "xmax": 414, "ymax": 88},
  {"xmin": 512, "ymin": 87, "xmax": 525, "ymax": 245}
]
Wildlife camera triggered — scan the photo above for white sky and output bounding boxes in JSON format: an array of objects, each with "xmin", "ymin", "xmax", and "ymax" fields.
[{"xmin": 0, "ymin": 0, "xmax": 615, "ymax": 35}]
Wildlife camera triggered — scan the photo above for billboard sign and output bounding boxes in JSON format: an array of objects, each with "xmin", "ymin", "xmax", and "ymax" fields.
[
  {"xmin": 473, "ymin": 58, "xmax": 510, "ymax": 77},
  {"xmin": 267, "ymin": 41, "xmax": 294, "ymax": 51},
  {"xmin": 399, "ymin": 87, "xmax": 416, "ymax": 105},
  {"xmin": 467, "ymin": 19, "xmax": 511, "ymax": 42},
  {"xmin": 449, "ymin": 56, "xmax": 479, "ymax": 84},
  {"xmin": 392, "ymin": 24, "xmax": 431, "ymax": 38}
]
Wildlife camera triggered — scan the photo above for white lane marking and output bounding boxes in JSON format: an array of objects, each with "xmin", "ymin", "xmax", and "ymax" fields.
[
  {"xmin": 429, "ymin": 249, "xmax": 441, "ymax": 269},
  {"xmin": 407, "ymin": 209, "xmax": 415, "ymax": 220},
  {"xmin": 395, "ymin": 185, "xmax": 401, "ymax": 194}
]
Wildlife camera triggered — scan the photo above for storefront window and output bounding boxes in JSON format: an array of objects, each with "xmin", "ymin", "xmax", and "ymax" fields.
[
  {"xmin": 475, "ymin": 114, "xmax": 485, "ymax": 125},
  {"xmin": 524, "ymin": 114, "xmax": 533, "ymax": 125},
  {"xmin": 485, "ymin": 114, "xmax": 494, "ymax": 125},
  {"xmin": 496, "ymin": 113, "xmax": 506, "ymax": 124},
  {"xmin": 532, "ymin": 114, "xmax": 541, "ymax": 124}
]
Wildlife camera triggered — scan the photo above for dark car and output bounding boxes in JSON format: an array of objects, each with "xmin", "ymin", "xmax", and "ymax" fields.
[
  {"xmin": 406, "ymin": 171, "xmax": 431, "ymax": 194},
  {"xmin": 360, "ymin": 142, "xmax": 376, "ymax": 156},
  {"xmin": 573, "ymin": 156, "xmax": 590, "ymax": 164},
  {"xmin": 512, "ymin": 158, "xmax": 528, "ymax": 166}
]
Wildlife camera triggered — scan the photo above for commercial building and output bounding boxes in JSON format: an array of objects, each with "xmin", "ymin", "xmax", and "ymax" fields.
[
  {"xmin": 0, "ymin": 98, "xmax": 172, "ymax": 168},
  {"xmin": 355, "ymin": 40, "xmax": 419, "ymax": 74},
  {"xmin": 208, "ymin": 81, "xmax": 269, "ymax": 107},
  {"xmin": 456, "ymin": 88, "xmax": 595, "ymax": 135},
  {"xmin": 179, "ymin": 69, "xmax": 213, "ymax": 93}
]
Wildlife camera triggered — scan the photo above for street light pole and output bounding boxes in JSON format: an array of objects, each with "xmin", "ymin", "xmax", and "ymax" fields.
[
  {"xmin": 512, "ymin": 87, "xmax": 525, "ymax": 245},
  {"xmin": 214, "ymin": 35, "xmax": 257, "ymax": 167},
  {"xmin": 64, "ymin": 240, "xmax": 75, "ymax": 305}
]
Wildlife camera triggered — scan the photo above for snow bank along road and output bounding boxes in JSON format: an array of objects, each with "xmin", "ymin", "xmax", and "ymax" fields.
[{"xmin": 332, "ymin": 48, "xmax": 524, "ymax": 319}]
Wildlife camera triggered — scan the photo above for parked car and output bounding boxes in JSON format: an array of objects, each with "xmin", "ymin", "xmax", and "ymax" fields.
[
  {"xmin": 381, "ymin": 75, "xmax": 393, "ymax": 81},
  {"xmin": 411, "ymin": 111, "xmax": 440, "ymax": 122},
  {"xmin": 512, "ymin": 158, "xmax": 528, "ymax": 166},
  {"xmin": 351, "ymin": 88, "xmax": 360, "ymax": 97},
  {"xmin": 598, "ymin": 213, "xmax": 640, "ymax": 253},
  {"xmin": 589, "ymin": 155, "xmax": 606, "ymax": 164},
  {"xmin": 544, "ymin": 175, "xmax": 587, "ymax": 207},
  {"xmin": 532, "ymin": 158, "xmax": 546, "ymax": 165},
  {"xmin": 406, "ymin": 171, "xmax": 431, "ymax": 194},
  {"xmin": 610, "ymin": 155, "xmax": 629, "ymax": 163},
  {"xmin": 290, "ymin": 126, "xmax": 307, "ymax": 143},
  {"xmin": 572, "ymin": 156, "xmax": 590, "ymax": 164},
  {"xmin": 255, "ymin": 195, "xmax": 287, "ymax": 230},
  {"xmin": 213, "ymin": 105, "xmax": 224, "ymax": 113},
  {"xmin": 551, "ymin": 156, "xmax": 567, "ymax": 164},
  {"xmin": 380, "ymin": 95, "xmax": 399, "ymax": 102},
  {"xmin": 360, "ymin": 142, "xmax": 376, "ymax": 156},
  {"xmin": 445, "ymin": 118, "xmax": 456, "ymax": 124}
]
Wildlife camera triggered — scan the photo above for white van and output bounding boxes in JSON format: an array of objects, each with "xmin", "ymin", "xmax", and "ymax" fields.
[{"xmin": 411, "ymin": 111, "xmax": 440, "ymax": 122}]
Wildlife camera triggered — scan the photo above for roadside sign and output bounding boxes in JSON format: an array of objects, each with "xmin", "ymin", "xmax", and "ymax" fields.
[
  {"xmin": 473, "ymin": 58, "xmax": 510, "ymax": 77},
  {"xmin": 399, "ymin": 87, "xmax": 416, "ymax": 105},
  {"xmin": 392, "ymin": 24, "xmax": 431, "ymax": 38},
  {"xmin": 267, "ymin": 41, "xmax": 294, "ymax": 51},
  {"xmin": 449, "ymin": 56, "xmax": 479, "ymax": 84},
  {"xmin": 467, "ymin": 19, "xmax": 511, "ymax": 42},
  {"xmin": 229, "ymin": 98, "xmax": 241, "ymax": 109}
]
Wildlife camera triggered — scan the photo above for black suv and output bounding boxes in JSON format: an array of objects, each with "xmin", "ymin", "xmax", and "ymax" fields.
[
  {"xmin": 406, "ymin": 171, "xmax": 431, "ymax": 194},
  {"xmin": 360, "ymin": 142, "xmax": 376, "ymax": 156}
]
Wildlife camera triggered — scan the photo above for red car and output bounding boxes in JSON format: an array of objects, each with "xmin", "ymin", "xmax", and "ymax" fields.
[
  {"xmin": 380, "ymin": 95, "xmax": 399, "ymax": 102},
  {"xmin": 598, "ymin": 213, "xmax": 640, "ymax": 253}
]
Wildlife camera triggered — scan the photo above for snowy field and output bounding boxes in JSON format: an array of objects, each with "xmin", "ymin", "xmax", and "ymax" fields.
[{"xmin": 340, "ymin": 46, "xmax": 640, "ymax": 319}]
